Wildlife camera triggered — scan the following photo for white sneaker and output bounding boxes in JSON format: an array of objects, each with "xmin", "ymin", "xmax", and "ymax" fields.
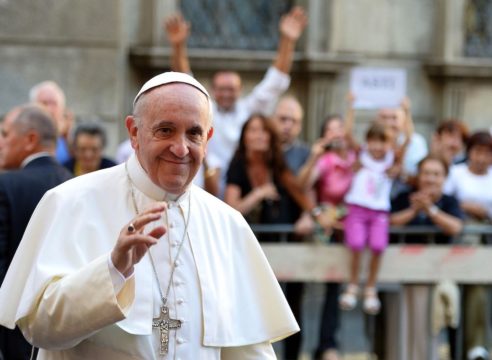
[{"xmin": 467, "ymin": 346, "xmax": 489, "ymax": 360}]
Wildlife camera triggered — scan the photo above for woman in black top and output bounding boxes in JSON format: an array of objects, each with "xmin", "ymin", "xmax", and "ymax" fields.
[
  {"xmin": 391, "ymin": 155, "xmax": 463, "ymax": 243},
  {"xmin": 225, "ymin": 114, "xmax": 330, "ymax": 238}
]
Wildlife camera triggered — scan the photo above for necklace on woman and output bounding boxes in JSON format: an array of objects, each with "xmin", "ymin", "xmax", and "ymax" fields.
[{"xmin": 125, "ymin": 162, "xmax": 191, "ymax": 356}]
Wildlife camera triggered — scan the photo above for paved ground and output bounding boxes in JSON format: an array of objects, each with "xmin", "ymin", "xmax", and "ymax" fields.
[{"xmin": 274, "ymin": 283, "xmax": 454, "ymax": 360}]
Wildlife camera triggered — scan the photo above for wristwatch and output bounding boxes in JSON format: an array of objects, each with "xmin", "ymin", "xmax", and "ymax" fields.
[{"xmin": 428, "ymin": 205, "xmax": 439, "ymax": 216}]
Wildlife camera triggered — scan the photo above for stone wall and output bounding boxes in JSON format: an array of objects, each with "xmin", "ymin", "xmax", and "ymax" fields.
[{"xmin": 0, "ymin": 0, "xmax": 136, "ymax": 155}]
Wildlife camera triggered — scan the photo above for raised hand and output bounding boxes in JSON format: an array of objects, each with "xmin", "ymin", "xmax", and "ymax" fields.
[
  {"xmin": 164, "ymin": 13, "xmax": 190, "ymax": 46},
  {"xmin": 311, "ymin": 138, "xmax": 329, "ymax": 157},
  {"xmin": 111, "ymin": 203, "xmax": 167, "ymax": 277},
  {"xmin": 346, "ymin": 92, "xmax": 355, "ymax": 105},
  {"xmin": 400, "ymin": 96, "xmax": 411, "ymax": 113},
  {"xmin": 279, "ymin": 6, "xmax": 308, "ymax": 41}
]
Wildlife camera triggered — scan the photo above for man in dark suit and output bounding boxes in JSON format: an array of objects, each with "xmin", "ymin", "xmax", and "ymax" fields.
[{"xmin": 0, "ymin": 104, "xmax": 72, "ymax": 360}]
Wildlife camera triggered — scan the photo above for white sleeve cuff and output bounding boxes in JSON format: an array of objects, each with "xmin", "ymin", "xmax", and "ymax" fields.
[
  {"xmin": 264, "ymin": 66, "xmax": 291, "ymax": 92},
  {"xmin": 107, "ymin": 255, "xmax": 134, "ymax": 294}
]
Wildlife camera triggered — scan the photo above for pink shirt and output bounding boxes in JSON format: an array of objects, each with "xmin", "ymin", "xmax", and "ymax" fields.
[{"xmin": 316, "ymin": 151, "xmax": 357, "ymax": 205}]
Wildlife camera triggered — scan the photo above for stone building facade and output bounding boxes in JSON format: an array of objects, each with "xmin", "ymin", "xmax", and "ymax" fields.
[{"xmin": 1, "ymin": 0, "xmax": 492, "ymax": 155}]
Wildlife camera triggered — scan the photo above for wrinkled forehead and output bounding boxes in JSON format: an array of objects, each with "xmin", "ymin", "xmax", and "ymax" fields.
[
  {"xmin": 212, "ymin": 72, "xmax": 241, "ymax": 88},
  {"xmin": 133, "ymin": 71, "xmax": 210, "ymax": 108},
  {"xmin": 134, "ymin": 83, "xmax": 213, "ymax": 128},
  {"xmin": 275, "ymin": 101, "xmax": 303, "ymax": 121}
]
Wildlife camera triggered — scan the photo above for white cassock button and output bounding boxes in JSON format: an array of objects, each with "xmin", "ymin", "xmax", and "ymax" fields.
[
  {"xmin": 169, "ymin": 221, "xmax": 175, "ymax": 228},
  {"xmin": 177, "ymin": 298, "xmax": 184, "ymax": 304},
  {"xmin": 175, "ymin": 259, "xmax": 180, "ymax": 267},
  {"xmin": 177, "ymin": 337, "xmax": 185, "ymax": 344}
]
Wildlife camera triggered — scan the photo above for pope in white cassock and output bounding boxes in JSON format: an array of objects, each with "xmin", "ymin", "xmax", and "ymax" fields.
[{"xmin": 0, "ymin": 72, "xmax": 299, "ymax": 359}]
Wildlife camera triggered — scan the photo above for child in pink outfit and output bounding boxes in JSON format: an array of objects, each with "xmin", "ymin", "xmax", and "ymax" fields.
[
  {"xmin": 339, "ymin": 100, "xmax": 412, "ymax": 316},
  {"xmin": 344, "ymin": 147, "xmax": 395, "ymax": 253}
]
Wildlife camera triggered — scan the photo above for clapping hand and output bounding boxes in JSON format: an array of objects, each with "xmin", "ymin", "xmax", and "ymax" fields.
[
  {"xmin": 279, "ymin": 6, "xmax": 308, "ymax": 41},
  {"xmin": 257, "ymin": 182, "xmax": 280, "ymax": 201},
  {"xmin": 410, "ymin": 191, "xmax": 433, "ymax": 213}
]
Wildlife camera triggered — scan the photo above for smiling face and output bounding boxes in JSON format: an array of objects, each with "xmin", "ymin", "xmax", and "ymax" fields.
[
  {"xmin": 73, "ymin": 133, "xmax": 104, "ymax": 173},
  {"xmin": 438, "ymin": 130, "xmax": 464, "ymax": 159},
  {"xmin": 417, "ymin": 158, "xmax": 447, "ymax": 197},
  {"xmin": 367, "ymin": 138, "xmax": 390, "ymax": 160},
  {"xmin": 0, "ymin": 112, "xmax": 29, "ymax": 169},
  {"xmin": 322, "ymin": 117, "xmax": 347, "ymax": 147},
  {"xmin": 212, "ymin": 72, "xmax": 242, "ymax": 111},
  {"xmin": 34, "ymin": 85, "xmax": 65, "ymax": 132},
  {"xmin": 272, "ymin": 97, "xmax": 303, "ymax": 145},
  {"xmin": 378, "ymin": 108, "xmax": 404, "ymax": 137},
  {"xmin": 244, "ymin": 116, "xmax": 271, "ymax": 153},
  {"xmin": 468, "ymin": 144, "xmax": 492, "ymax": 174},
  {"xmin": 127, "ymin": 83, "xmax": 212, "ymax": 194}
]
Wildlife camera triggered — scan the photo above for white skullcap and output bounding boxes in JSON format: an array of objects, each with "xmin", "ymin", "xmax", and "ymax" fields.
[{"xmin": 133, "ymin": 72, "xmax": 210, "ymax": 109}]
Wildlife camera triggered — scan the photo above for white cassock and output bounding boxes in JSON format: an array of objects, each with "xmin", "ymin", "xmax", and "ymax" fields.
[{"xmin": 0, "ymin": 153, "xmax": 298, "ymax": 359}]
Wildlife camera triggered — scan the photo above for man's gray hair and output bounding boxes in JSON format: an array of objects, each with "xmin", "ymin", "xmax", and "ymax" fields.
[
  {"xmin": 13, "ymin": 105, "xmax": 58, "ymax": 147},
  {"xmin": 29, "ymin": 81, "xmax": 66, "ymax": 109}
]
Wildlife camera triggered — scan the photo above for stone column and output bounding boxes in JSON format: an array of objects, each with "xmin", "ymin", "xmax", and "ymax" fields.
[{"xmin": 305, "ymin": 74, "xmax": 334, "ymax": 142}]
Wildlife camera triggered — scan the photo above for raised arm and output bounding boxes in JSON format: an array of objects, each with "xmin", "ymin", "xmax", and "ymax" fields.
[
  {"xmin": 344, "ymin": 93, "xmax": 358, "ymax": 150},
  {"xmin": 297, "ymin": 140, "xmax": 325, "ymax": 189},
  {"xmin": 395, "ymin": 97, "xmax": 413, "ymax": 162},
  {"xmin": 164, "ymin": 13, "xmax": 191, "ymax": 74},
  {"xmin": 273, "ymin": 6, "xmax": 308, "ymax": 74}
]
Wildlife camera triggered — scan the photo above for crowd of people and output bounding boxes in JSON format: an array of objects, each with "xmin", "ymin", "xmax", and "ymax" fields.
[{"xmin": 0, "ymin": 6, "xmax": 491, "ymax": 360}]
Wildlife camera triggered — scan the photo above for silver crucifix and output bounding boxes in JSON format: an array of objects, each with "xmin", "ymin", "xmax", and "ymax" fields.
[{"xmin": 152, "ymin": 304, "xmax": 182, "ymax": 355}]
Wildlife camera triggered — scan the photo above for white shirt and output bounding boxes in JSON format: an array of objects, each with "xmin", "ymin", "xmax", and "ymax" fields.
[
  {"xmin": 444, "ymin": 163, "xmax": 492, "ymax": 219},
  {"xmin": 400, "ymin": 132, "xmax": 428, "ymax": 176},
  {"xmin": 345, "ymin": 149, "xmax": 395, "ymax": 211},
  {"xmin": 0, "ymin": 154, "xmax": 298, "ymax": 359},
  {"xmin": 206, "ymin": 66, "xmax": 290, "ymax": 197}
]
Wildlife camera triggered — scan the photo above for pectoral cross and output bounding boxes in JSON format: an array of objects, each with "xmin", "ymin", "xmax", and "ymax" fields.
[{"xmin": 152, "ymin": 304, "xmax": 182, "ymax": 355}]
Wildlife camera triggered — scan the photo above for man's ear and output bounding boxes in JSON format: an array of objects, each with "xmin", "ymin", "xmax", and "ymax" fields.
[
  {"xmin": 125, "ymin": 116, "xmax": 138, "ymax": 150},
  {"xmin": 207, "ymin": 127, "xmax": 214, "ymax": 141},
  {"xmin": 25, "ymin": 131, "xmax": 40, "ymax": 152}
]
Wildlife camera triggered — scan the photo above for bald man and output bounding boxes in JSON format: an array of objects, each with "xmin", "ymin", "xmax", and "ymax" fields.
[{"xmin": 29, "ymin": 81, "xmax": 72, "ymax": 164}]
